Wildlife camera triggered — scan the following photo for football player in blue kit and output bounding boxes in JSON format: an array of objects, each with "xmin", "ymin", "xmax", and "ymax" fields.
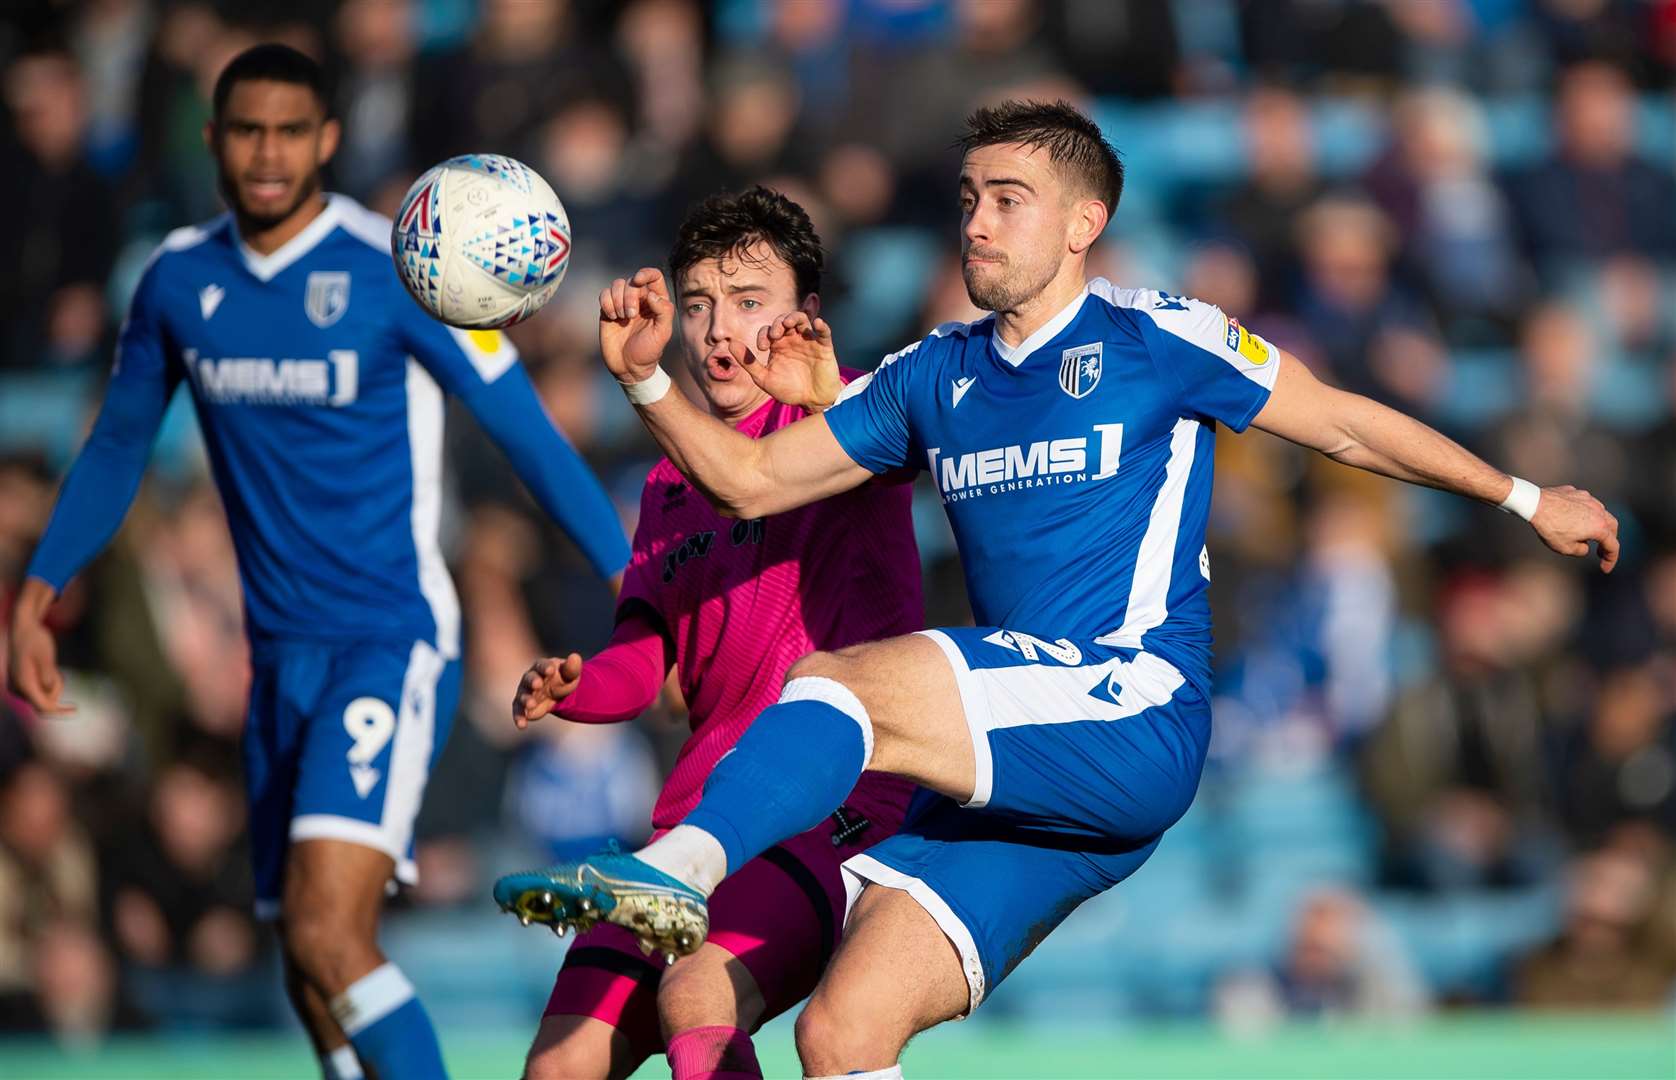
[
  {"xmin": 6, "ymin": 45, "xmax": 629, "ymax": 1080},
  {"xmin": 501, "ymin": 98, "xmax": 1620, "ymax": 1079}
]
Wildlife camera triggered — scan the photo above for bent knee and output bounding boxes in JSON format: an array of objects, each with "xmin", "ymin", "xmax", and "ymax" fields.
[
  {"xmin": 657, "ymin": 948, "xmax": 763, "ymax": 1034},
  {"xmin": 795, "ymin": 993, "xmax": 902, "ymax": 1072},
  {"xmin": 785, "ymin": 650, "xmax": 847, "ymax": 685},
  {"xmin": 525, "ymin": 1016, "xmax": 625, "ymax": 1080}
]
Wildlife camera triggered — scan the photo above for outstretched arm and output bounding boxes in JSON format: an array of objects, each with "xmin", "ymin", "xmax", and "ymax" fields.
[
  {"xmin": 598, "ymin": 268, "xmax": 872, "ymax": 519},
  {"xmin": 1251, "ymin": 352, "xmax": 1620, "ymax": 571},
  {"xmin": 11, "ymin": 267, "xmax": 179, "ymax": 714},
  {"xmin": 405, "ymin": 322, "xmax": 630, "ymax": 579}
]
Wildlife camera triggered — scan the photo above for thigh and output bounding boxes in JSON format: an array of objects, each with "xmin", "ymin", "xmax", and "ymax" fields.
[
  {"xmin": 806, "ymin": 883, "xmax": 971, "ymax": 1048},
  {"xmin": 283, "ymin": 837, "xmax": 395, "ymax": 933},
  {"xmin": 922, "ymin": 627, "xmax": 1210, "ymax": 837},
  {"xmin": 244, "ymin": 645, "xmax": 323, "ymax": 920},
  {"xmin": 798, "ymin": 632, "xmax": 975, "ymax": 802},
  {"xmin": 842, "ymin": 805, "xmax": 1160, "ymax": 1011},
  {"xmin": 289, "ymin": 640, "xmax": 459, "ymax": 886},
  {"xmin": 542, "ymin": 923, "xmax": 665, "ymax": 1064}
]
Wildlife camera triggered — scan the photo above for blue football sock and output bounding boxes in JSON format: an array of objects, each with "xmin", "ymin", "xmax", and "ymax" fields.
[
  {"xmin": 331, "ymin": 963, "xmax": 448, "ymax": 1080},
  {"xmin": 685, "ymin": 676, "xmax": 871, "ymax": 874}
]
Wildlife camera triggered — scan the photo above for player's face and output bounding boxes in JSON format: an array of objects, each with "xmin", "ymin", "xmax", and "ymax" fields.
[
  {"xmin": 676, "ymin": 241, "xmax": 818, "ymax": 423},
  {"xmin": 207, "ymin": 80, "xmax": 339, "ymax": 230},
  {"xmin": 958, "ymin": 143, "xmax": 1076, "ymax": 313}
]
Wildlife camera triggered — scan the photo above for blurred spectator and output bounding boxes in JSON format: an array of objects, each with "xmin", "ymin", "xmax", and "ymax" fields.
[
  {"xmin": 535, "ymin": 95, "xmax": 660, "ymax": 270},
  {"xmin": 0, "ymin": 759, "xmax": 102, "ymax": 1030},
  {"xmin": 68, "ymin": 0, "xmax": 154, "ymax": 176},
  {"xmin": 1361, "ymin": 570, "xmax": 1572, "ymax": 891},
  {"xmin": 1215, "ymin": 887, "xmax": 1429, "ymax": 1030},
  {"xmin": 1551, "ymin": 662, "xmax": 1676, "ymax": 849},
  {"xmin": 1512, "ymin": 847, "xmax": 1675, "ymax": 1008},
  {"xmin": 1362, "ymin": 88, "xmax": 1527, "ymax": 335},
  {"xmin": 1238, "ymin": 0, "xmax": 1406, "ymax": 90},
  {"xmin": 1042, "ymin": 1, "xmax": 1181, "ymax": 100},
  {"xmin": 0, "ymin": 48, "xmax": 119, "ymax": 370},
  {"xmin": 1215, "ymin": 87, "xmax": 1327, "ymax": 312},
  {"xmin": 103, "ymin": 754, "xmax": 258, "ymax": 978},
  {"xmin": 1630, "ymin": 364, "xmax": 1676, "ymax": 546},
  {"xmin": 1503, "ymin": 60, "xmax": 1676, "ymax": 278},
  {"xmin": 412, "ymin": 0, "xmax": 630, "ymax": 168},
  {"xmin": 131, "ymin": 4, "xmax": 256, "ymax": 223},
  {"xmin": 1481, "ymin": 303, "xmax": 1627, "ymax": 525},
  {"xmin": 1291, "ymin": 196, "xmax": 1446, "ymax": 417},
  {"xmin": 327, "ymin": 0, "xmax": 419, "ymax": 202},
  {"xmin": 615, "ymin": 0, "xmax": 707, "ymax": 154}
]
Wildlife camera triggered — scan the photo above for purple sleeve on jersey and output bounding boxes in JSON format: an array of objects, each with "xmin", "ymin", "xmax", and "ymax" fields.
[{"xmin": 551, "ymin": 608, "xmax": 670, "ymax": 724}]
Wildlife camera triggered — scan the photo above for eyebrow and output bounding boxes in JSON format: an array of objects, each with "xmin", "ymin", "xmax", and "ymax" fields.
[
  {"xmin": 959, "ymin": 175, "xmax": 1038, "ymax": 195},
  {"xmin": 681, "ymin": 280, "xmax": 770, "ymax": 298}
]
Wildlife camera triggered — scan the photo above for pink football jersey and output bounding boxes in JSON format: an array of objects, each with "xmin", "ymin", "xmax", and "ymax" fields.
[{"xmin": 619, "ymin": 380, "xmax": 922, "ymax": 834}]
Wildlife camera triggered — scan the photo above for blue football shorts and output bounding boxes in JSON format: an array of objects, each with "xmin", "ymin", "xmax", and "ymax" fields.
[
  {"xmin": 243, "ymin": 637, "xmax": 462, "ymax": 918},
  {"xmin": 841, "ymin": 626, "xmax": 1210, "ymax": 1013}
]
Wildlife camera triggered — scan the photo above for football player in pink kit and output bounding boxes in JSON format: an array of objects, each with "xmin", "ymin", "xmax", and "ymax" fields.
[{"xmin": 497, "ymin": 187, "xmax": 922, "ymax": 1080}]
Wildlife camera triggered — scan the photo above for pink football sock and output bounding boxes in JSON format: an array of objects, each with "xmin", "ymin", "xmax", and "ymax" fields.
[{"xmin": 667, "ymin": 1025, "xmax": 762, "ymax": 1080}]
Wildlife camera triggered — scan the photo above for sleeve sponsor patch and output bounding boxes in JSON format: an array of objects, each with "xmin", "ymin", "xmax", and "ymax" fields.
[
  {"xmin": 1224, "ymin": 317, "xmax": 1272, "ymax": 366},
  {"xmin": 448, "ymin": 326, "xmax": 519, "ymax": 383}
]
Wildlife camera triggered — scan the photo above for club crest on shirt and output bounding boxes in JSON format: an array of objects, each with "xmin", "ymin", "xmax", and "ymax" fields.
[
  {"xmin": 1059, "ymin": 342, "xmax": 1103, "ymax": 399},
  {"xmin": 305, "ymin": 271, "xmax": 351, "ymax": 328}
]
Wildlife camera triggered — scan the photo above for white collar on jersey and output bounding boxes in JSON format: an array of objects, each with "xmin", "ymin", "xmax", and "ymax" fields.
[
  {"xmin": 235, "ymin": 193, "xmax": 345, "ymax": 282},
  {"xmin": 989, "ymin": 284, "xmax": 1092, "ymax": 367}
]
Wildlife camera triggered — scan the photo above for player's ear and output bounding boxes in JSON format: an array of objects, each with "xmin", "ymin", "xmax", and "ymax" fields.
[
  {"xmin": 202, "ymin": 119, "xmax": 215, "ymax": 151},
  {"xmin": 799, "ymin": 292, "xmax": 821, "ymax": 319},
  {"xmin": 317, "ymin": 116, "xmax": 341, "ymax": 166},
  {"xmin": 1068, "ymin": 197, "xmax": 1108, "ymax": 256}
]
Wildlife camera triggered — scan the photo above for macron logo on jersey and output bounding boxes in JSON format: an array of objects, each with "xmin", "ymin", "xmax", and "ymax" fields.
[
  {"xmin": 926, "ymin": 424, "xmax": 1123, "ymax": 502},
  {"xmin": 199, "ymin": 283, "xmax": 225, "ymax": 320},
  {"xmin": 951, "ymin": 376, "xmax": 976, "ymax": 408},
  {"xmin": 186, "ymin": 348, "xmax": 360, "ymax": 407}
]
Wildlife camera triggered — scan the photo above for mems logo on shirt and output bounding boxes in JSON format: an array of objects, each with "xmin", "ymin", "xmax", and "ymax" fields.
[
  {"xmin": 926, "ymin": 423, "xmax": 1123, "ymax": 502},
  {"xmin": 185, "ymin": 348, "xmax": 359, "ymax": 406}
]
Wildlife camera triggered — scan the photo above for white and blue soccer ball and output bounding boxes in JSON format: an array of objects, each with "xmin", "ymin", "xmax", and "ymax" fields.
[{"xmin": 391, "ymin": 154, "xmax": 572, "ymax": 329}]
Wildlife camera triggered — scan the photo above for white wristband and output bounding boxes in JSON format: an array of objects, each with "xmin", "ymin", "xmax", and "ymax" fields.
[
  {"xmin": 1498, "ymin": 476, "xmax": 1541, "ymax": 522},
  {"xmin": 620, "ymin": 365, "xmax": 671, "ymax": 406}
]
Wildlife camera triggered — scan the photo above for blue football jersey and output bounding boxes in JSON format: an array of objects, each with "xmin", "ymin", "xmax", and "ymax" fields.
[
  {"xmin": 824, "ymin": 278, "xmax": 1278, "ymax": 689},
  {"xmin": 30, "ymin": 195, "xmax": 629, "ymax": 656}
]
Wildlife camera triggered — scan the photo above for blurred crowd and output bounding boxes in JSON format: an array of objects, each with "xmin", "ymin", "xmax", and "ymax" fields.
[{"xmin": 2, "ymin": 0, "xmax": 1675, "ymax": 1044}]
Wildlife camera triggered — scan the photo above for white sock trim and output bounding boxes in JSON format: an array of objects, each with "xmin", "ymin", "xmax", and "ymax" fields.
[
  {"xmin": 805, "ymin": 1067, "xmax": 902, "ymax": 1079},
  {"xmin": 322, "ymin": 1044, "xmax": 364, "ymax": 1079},
  {"xmin": 637, "ymin": 824, "xmax": 729, "ymax": 896},
  {"xmin": 780, "ymin": 675, "xmax": 874, "ymax": 769},
  {"xmin": 329, "ymin": 962, "xmax": 414, "ymax": 1037}
]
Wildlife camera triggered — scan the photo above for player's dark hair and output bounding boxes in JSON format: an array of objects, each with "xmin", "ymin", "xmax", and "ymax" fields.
[
  {"xmin": 212, "ymin": 43, "xmax": 331, "ymax": 120},
  {"xmin": 956, "ymin": 99, "xmax": 1124, "ymax": 216},
  {"xmin": 670, "ymin": 186, "xmax": 824, "ymax": 300}
]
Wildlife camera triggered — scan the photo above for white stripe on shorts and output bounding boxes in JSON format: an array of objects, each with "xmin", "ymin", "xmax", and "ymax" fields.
[
  {"xmin": 841, "ymin": 853, "xmax": 988, "ymax": 1015},
  {"xmin": 916, "ymin": 629, "xmax": 995, "ymax": 809},
  {"xmin": 920, "ymin": 630, "xmax": 1187, "ymax": 810},
  {"xmin": 287, "ymin": 640, "xmax": 443, "ymax": 890}
]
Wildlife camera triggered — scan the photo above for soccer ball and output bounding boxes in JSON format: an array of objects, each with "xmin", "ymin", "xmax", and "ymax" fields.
[{"xmin": 391, "ymin": 154, "xmax": 573, "ymax": 329}]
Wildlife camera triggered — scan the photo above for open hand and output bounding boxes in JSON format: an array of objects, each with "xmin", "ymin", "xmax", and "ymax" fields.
[
  {"xmin": 740, "ymin": 311, "xmax": 842, "ymax": 412},
  {"xmin": 512, "ymin": 652, "xmax": 583, "ymax": 729},
  {"xmin": 599, "ymin": 268, "xmax": 674, "ymax": 385}
]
